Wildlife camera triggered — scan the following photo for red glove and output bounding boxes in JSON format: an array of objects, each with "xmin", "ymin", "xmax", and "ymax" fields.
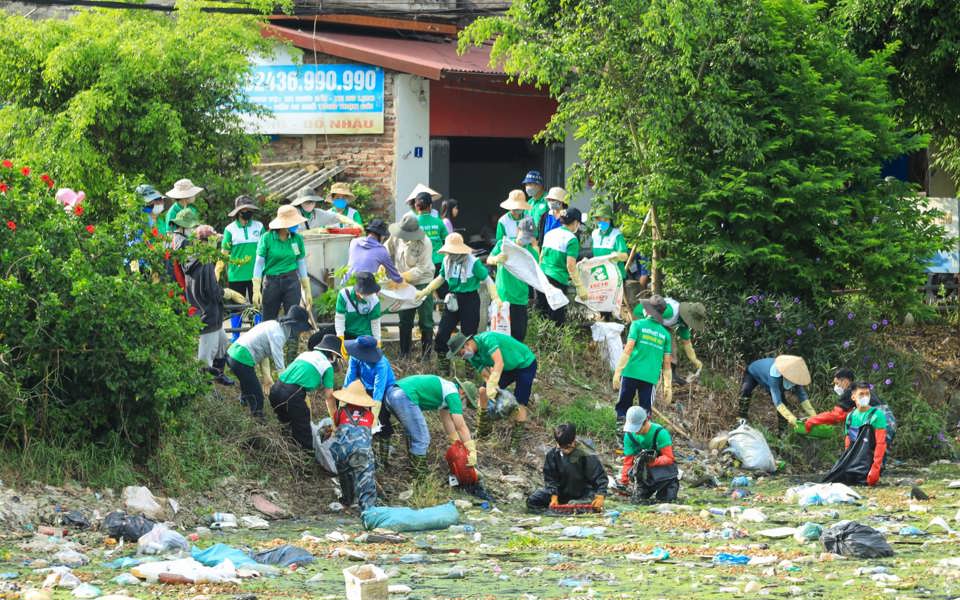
[
  {"xmin": 844, "ymin": 435, "xmax": 851, "ymax": 449},
  {"xmin": 867, "ymin": 429, "xmax": 887, "ymax": 486},
  {"xmin": 867, "ymin": 465, "xmax": 880, "ymax": 486},
  {"xmin": 650, "ymin": 445, "xmax": 675, "ymax": 468},
  {"xmin": 805, "ymin": 406, "xmax": 848, "ymax": 432},
  {"xmin": 620, "ymin": 455, "xmax": 635, "ymax": 485}
]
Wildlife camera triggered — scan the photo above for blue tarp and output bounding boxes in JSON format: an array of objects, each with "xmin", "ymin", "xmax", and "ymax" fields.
[
  {"xmin": 362, "ymin": 502, "xmax": 460, "ymax": 533},
  {"xmin": 191, "ymin": 543, "xmax": 257, "ymax": 568}
]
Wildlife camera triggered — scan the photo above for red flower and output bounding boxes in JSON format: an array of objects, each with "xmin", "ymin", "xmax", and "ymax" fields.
[
  {"xmin": 20, "ymin": 167, "xmax": 30, "ymax": 177},
  {"xmin": 73, "ymin": 204, "xmax": 84, "ymax": 216},
  {"xmin": 1, "ymin": 160, "xmax": 12, "ymax": 169},
  {"xmin": 5, "ymin": 221, "xmax": 15, "ymax": 231},
  {"xmin": 0, "ymin": 182, "xmax": 7, "ymax": 194},
  {"xmin": 168, "ymin": 289, "xmax": 175, "ymax": 298},
  {"xmin": 85, "ymin": 224, "xmax": 95, "ymax": 234},
  {"xmin": 40, "ymin": 174, "xmax": 54, "ymax": 189},
  {"xmin": 164, "ymin": 250, "xmax": 171, "ymax": 260},
  {"xmin": 187, "ymin": 306, "xmax": 198, "ymax": 317},
  {"xmin": 151, "ymin": 226, "xmax": 160, "ymax": 238}
]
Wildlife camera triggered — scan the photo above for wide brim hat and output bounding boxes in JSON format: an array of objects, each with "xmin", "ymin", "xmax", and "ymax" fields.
[
  {"xmin": 308, "ymin": 333, "xmax": 343, "ymax": 361},
  {"xmin": 439, "ymin": 232, "xmax": 473, "ymax": 255},
  {"xmin": 546, "ymin": 187, "xmax": 568, "ymax": 204},
  {"xmin": 500, "ymin": 190, "xmax": 532, "ymax": 211},
  {"xmin": 455, "ymin": 378, "xmax": 477, "ymax": 405},
  {"xmin": 639, "ymin": 294, "xmax": 668, "ymax": 324},
  {"xmin": 446, "ymin": 333, "xmax": 472, "ymax": 360},
  {"xmin": 592, "ymin": 204, "xmax": 614, "ymax": 220},
  {"xmin": 345, "ymin": 335, "xmax": 383, "ymax": 364},
  {"xmin": 679, "ymin": 302, "xmax": 707, "ymax": 332},
  {"xmin": 333, "ymin": 380, "xmax": 377, "ymax": 408},
  {"xmin": 171, "ymin": 208, "xmax": 200, "ymax": 229},
  {"xmin": 291, "ymin": 186, "xmax": 324, "ymax": 208},
  {"xmin": 136, "ymin": 184, "xmax": 163, "ymax": 204},
  {"xmin": 354, "ymin": 271, "xmax": 381, "ymax": 296},
  {"xmin": 166, "ymin": 178, "xmax": 204, "ymax": 200},
  {"xmin": 269, "ymin": 205, "xmax": 308, "ymax": 230},
  {"xmin": 366, "ymin": 219, "xmax": 389, "ymax": 238},
  {"xmin": 406, "ymin": 183, "xmax": 441, "ymax": 203},
  {"xmin": 774, "ymin": 355, "xmax": 811, "ymax": 386},
  {"xmin": 327, "ymin": 182, "xmax": 355, "ymax": 201},
  {"xmin": 279, "ymin": 305, "xmax": 313, "ymax": 334},
  {"xmin": 388, "ymin": 213, "xmax": 426, "ymax": 241},
  {"xmin": 228, "ymin": 195, "xmax": 260, "ymax": 217}
]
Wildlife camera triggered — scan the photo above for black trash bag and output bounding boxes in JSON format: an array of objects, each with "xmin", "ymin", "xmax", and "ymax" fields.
[
  {"xmin": 820, "ymin": 521, "xmax": 894, "ymax": 558},
  {"xmin": 823, "ymin": 425, "xmax": 875, "ymax": 485},
  {"xmin": 252, "ymin": 544, "xmax": 315, "ymax": 567},
  {"xmin": 62, "ymin": 510, "xmax": 91, "ymax": 529},
  {"xmin": 104, "ymin": 511, "xmax": 156, "ymax": 542}
]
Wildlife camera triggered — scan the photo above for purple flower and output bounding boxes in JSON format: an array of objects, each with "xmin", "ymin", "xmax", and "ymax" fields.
[
  {"xmin": 828, "ymin": 319, "xmax": 835, "ymax": 327},
  {"xmin": 747, "ymin": 296, "xmax": 757, "ymax": 305},
  {"xmin": 939, "ymin": 432, "xmax": 948, "ymax": 442},
  {"xmin": 807, "ymin": 322, "xmax": 815, "ymax": 329},
  {"xmin": 775, "ymin": 312, "xmax": 783, "ymax": 321},
  {"xmin": 869, "ymin": 383, "xmax": 875, "ymax": 390},
  {"xmin": 842, "ymin": 340, "xmax": 850, "ymax": 348},
  {"xmin": 887, "ymin": 361, "xmax": 894, "ymax": 368},
  {"xmin": 884, "ymin": 378, "xmax": 892, "ymax": 385},
  {"xmin": 871, "ymin": 323, "xmax": 878, "ymax": 331},
  {"xmin": 847, "ymin": 312, "xmax": 855, "ymax": 319},
  {"xmin": 754, "ymin": 320, "xmax": 761, "ymax": 327},
  {"xmin": 775, "ymin": 301, "xmax": 781, "ymax": 309},
  {"xmin": 872, "ymin": 363, "xmax": 880, "ymax": 371},
  {"xmin": 882, "ymin": 319, "xmax": 889, "ymax": 326},
  {"xmin": 796, "ymin": 328, "xmax": 803, "ymax": 336},
  {"xmin": 793, "ymin": 297, "xmax": 800, "ymax": 304},
  {"xmin": 786, "ymin": 338, "xmax": 793, "ymax": 346}
]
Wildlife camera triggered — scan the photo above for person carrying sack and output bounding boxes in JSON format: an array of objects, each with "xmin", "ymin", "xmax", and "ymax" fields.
[
  {"xmin": 538, "ymin": 207, "xmax": 588, "ymax": 326},
  {"xmin": 488, "ymin": 216, "xmax": 540, "ymax": 343},
  {"xmin": 823, "ymin": 382, "xmax": 889, "ymax": 486},
  {"xmin": 619, "ymin": 406, "xmax": 679, "ymax": 503}
]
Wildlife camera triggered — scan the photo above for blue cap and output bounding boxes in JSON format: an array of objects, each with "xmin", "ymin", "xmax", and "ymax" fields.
[
  {"xmin": 521, "ymin": 170, "xmax": 544, "ymax": 186},
  {"xmin": 136, "ymin": 184, "xmax": 163, "ymax": 203}
]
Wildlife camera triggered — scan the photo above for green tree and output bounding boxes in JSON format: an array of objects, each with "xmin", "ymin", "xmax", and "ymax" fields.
[
  {"xmin": 462, "ymin": 0, "xmax": 943, "ymax": 311},
  {"xmin": 0, "ymin": 6, "xmax": 276, "ymax": 224},
  {"xmin": 833, "ymin": 1, "xmax": 960, "ymax": 181}
]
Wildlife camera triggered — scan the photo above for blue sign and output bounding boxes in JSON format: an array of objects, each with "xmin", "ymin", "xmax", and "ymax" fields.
[{"xmin": 244, "ymin": 63, "xmax": 385, "ymax": 135}]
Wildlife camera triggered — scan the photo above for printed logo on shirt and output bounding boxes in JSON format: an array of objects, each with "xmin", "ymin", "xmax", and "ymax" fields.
[{"xmin": 292, "ymin": 243, "xmax": 300, "ymax": 256}]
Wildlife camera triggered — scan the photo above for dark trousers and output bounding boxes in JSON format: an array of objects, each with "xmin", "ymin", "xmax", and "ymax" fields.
[
  {"xmin": 635, "ymin": 477, "xmax": 679, "ymax": 503},
  {"xmin": 227, "ymin": 357, "xmax": 263, "ymax": 417},
  {"xmin": 315, "ymin": 324, "xmax": 357, "ymax": 343},
  {"xmin": 615, "ymin": 376, "xmax": 655, "ymax": 418},
  {"xmin": 536, "ymin": 276, "xmax": 568, "ymax": 326},
  {"xmin": 509, "ymin": 302, "xmax": 529, "ymax": 342},
  {"xmin": 434, "ymin": 263, "xmax": 449, "ymax": 299},
  {"xmin": 526, "ymin": 489, "xmax": 591, "ymax": 509},
  {"xmin": 227, "ymin": 280, "xmax": 253, "ymax": 301},
  {"xmin": 739, "ymin": 372, "xmax": 760, "ymax": 398},
  {"xmin": 435, "ymin": 291, "xmax": 481, "ymax": 354},
  {"xmin": 261, "ymin": 271, "xmax": 301, "ymax": 321},
  {"xmin": 268, "ymin": 381, "xmax": 313, "ymax": 450},
  {"xmin": 499, "ymin": 360, "xmax": 538, "ymax": 406}
]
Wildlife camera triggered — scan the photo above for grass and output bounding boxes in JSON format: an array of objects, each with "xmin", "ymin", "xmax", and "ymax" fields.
[{"xmin": 542, "ymin": 396, "xmax": 619, "ymax": 443}]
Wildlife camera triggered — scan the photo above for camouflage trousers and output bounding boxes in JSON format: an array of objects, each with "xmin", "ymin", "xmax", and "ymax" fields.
[{"xmin": 329, "ymin": 423, "xmax": 377, "ymax": 512}]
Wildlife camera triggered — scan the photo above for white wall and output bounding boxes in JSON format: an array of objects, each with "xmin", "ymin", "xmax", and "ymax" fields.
[
  {"xmin": 564, "ymin": 128, "xmax": 595, "ymax": 212},
  {"xmin": 393, "ymin": 74, "xmax": 431, "ymax": 221}
]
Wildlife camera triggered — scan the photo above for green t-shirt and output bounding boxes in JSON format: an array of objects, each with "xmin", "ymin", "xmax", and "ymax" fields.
[
  {"xmin": 540, "ymin": 227, "xmax": 580, "ymax": 285},
  {"xmin": 440, "ymin": 257, "xmax": 489, "ymax": 293},
  {"xmin": 222, "ymin": 219, "xmax": 264, "ymax": 282},
  {"xmin": 490, "ymin": 239, "xmax": 539, "ymax": 305},
  {"xmin": 495, "ymin": 213, "xmax": 527, "ymax": 241},
  {"xmin": 256, "ymin": 230, "xmax": 305, "ymax": 276},
  {"xmin": 417, "ymin": 213, "xmax": 447, "ymax": 264},
  {"xmin": 527, "ymin": 196, "xmax": 548, "ymax": 227},
  {"xmin": 467, "ymin": 331, "xmax": 536, "ymax": 373},
  {"xmin": 335, "ymin": 288, "xmax": 382, "ymax": 337},
  {"xmin": 278, "ymin": 350, "xmax": 336, "ymax": 391},
  {"xmin": 165, "ymin": 203, "xmax": 198, "ymax": 232},
  {"xmin": 227, "ymin": 344, "xmax": 256, "ymax": 367},
  {"xmin": 397, "ymin": 374, "xmax": 463, "ymax": 415},
  {"xmin": 846, "ymin": 407, "xmax": 887, "ymax": 431},
  {"xmin": 622, "ymin": 317, "xmax": 672, "ymax": 383},
  {"xmin": 623, "ymin": 423, "xmax": 672, "ymax": 457},
  {"xmin": 591, "ymin": 227, "xmax": 629, "ymax": 279}
]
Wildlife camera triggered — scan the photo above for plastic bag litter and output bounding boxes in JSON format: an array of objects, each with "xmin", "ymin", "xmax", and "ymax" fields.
[
  {"xmin": 757, "ymin": 527, "xmax": 796, "ymax": 539},
  {"xmin": 252, "ymin": 545, "xmax": 315, "ymax": 567},
  {"xmin": 104, "ymin": 512, "xmax": 156, "ymax": 543},
  {"xmin": 591, "ymin": 322, "xmax": 625, "ymax": 374},
  {"xmin": 240, "ymin": 516, "xmax": 269, "ymax": 530},
  {"xmin": 191, "ymin": 543, "xmax": 257, "ymax": 568},
  {"xmin": 500, "ymin": 239, "xmax": 568, "ymax": 310},
  {"xmin": 576, "ymin": 256, "xmax": 624, "ymax": 314},
  {"xmin": 362, "ymin": 502, "xmax": 459, "ymax": 533},
  {"xmin": 312, "ymin": 425, "xmax": 338, "ymax": 475},
  {"xmin": 137, "ymin": 524, "xmax": 188, "ymax": 555},
  {"xmin": 898, "ymin": 526, "xmax": 927, "ymax": 536},
  {"xmin": 724, "ymin": 420, "xmax": 776, "ymax": 472},
  {"xmin": 72, "ymin": 583, "xmax": 101, "ymax": 599},
  {"xmin": 561, "ymin": 526, "xmax": 606, "ymax": 538},
  {"xmin": 52, "ymin": 550, "xmax": 89, "ymax": 567},
  {"xmin": 820, "ymin": 521, "xmax": 894, "ymax": 558},
  {"xmin": 794, "ymin": 522, "xmax": 823, "ymax": 543},
  {"xmin": 103, "ymin": 557, "xmax": 143, "ymax": 570},
  {"xmin": 131, "ymin": 558, "xmax": 239, "ymax": 584},
  {"xmin": 736, "ymin": 508, "xmax": 768, "ymax": 523},
  {"xmin": 487, "ymin": 388, "xmax": 519, "ymax": 420},
  {"xmin": 713, "ymin": 553, "xmax": 750, "ymax": 565},
  {"xmin": 41, "ymin": 567, "xmax": 80, "ymax": 589},
  {"xmin": 786, "ymin": 483, "xmax": 861, "ymax": 506},
  {"xmin": 61, "ymin": 511, "xmax": 90, "ymax": 530},
  {"xmin": 121, "ymin": 486, "xmax": 164, "ymax": 520},
  {"xmin": 110, "ymin": 574, "xmax": 140, "ymax": 586}
]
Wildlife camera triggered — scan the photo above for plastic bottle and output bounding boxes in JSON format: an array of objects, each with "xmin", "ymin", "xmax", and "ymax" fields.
[{"xmin": 448, "ymin": 525, "xmax": 475, "ymax": 534}]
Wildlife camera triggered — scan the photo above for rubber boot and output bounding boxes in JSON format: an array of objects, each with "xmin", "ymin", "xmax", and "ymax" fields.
[
  {"xmin": 419, "ymin": 329, "xmax": 434, "ymax": 362},
  {"xmin": 211, "ymin": 357, "xmax": 235, "ymax": 386},
  {"xmin": 398, "ymin": 326, "xmax": 413, "ymax": 359},
  {"xmin": 738, "ymin": 396, "xmax": 751, "ymax": 420},
  {"xmin": 672, "ymin": 362, "xmax": 687, "ymax": 386},
  {"xmin": 437, "ymin": 356, "xmax": 452, "ymax": 378},
  {"xmin": 375, "ymin": 437, "xmax": 391, "ymax": 470},
  {"xmin": 510, "ymin": 421, "xmax": 526, "ymax": 451},
  {"xmin": 410, "ymin": 454, "xmax": 428, "ymax": 479},
  {"xmin": 475, "ymin": 407, "xmax": 491, "ymax": 440},
  {"xmin": 799, "ymin": 400, "xmax": 817, "ymax": 418},
  {"xmin": 776, "ymin": 403, "xmax": 798, "ymax": 429}
]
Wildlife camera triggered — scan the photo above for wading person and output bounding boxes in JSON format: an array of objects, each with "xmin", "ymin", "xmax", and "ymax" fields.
[
  {"xmin": 527, "ymin": 424, "xmax": 607, "ymax": 512},
  {"xmin": 328, "ymin": 381, "xmax": 379, "ymax": 513},
  {"xmin": 252, "ymin": 205, "xmax": 311, "ymax": 321}
]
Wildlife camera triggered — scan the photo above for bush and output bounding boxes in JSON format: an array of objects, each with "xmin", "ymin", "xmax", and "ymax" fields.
[{"xmin": 0, "ymin": 161, "xmax": 207, "ymax": 461}]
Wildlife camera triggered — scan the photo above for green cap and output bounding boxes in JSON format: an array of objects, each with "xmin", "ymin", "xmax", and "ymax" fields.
[
  {"xmin": 172, "ymin": 208, "xmax": 200, "ymax": 229},
  {"xmin": 592, "ymin": 204, "xmax": 613, "ymax": 220},
  {"xmin": 455, "ymin": 378, "xmax": 478, "ymax": 407},
  {"xmin": 447, "ymin": 333, "xmax": 472, "ymax": 360}
]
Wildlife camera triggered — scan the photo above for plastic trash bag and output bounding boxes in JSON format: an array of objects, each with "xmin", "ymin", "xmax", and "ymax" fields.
[
  {"xmin": 53, "ymin": 550, "xmax": 89, "ymax": 567},
  {"xmin": 500, "ymin": 239, "xmax": 568, "ymax": 310},
  {"xmin": 591, "ymin": 322, "xmax": 625, "ymax": 374},
  {"xmin": 104, "ymin": 512, "xmax": 156, "ymax": 542},
  {"xmin": 361, "ymin": 502, "xmax": 460, "ymax": 533},
  {"xmin": 794, "ymin": 522, "xmax": 823, "ymax": 543},
  {"xmin": 378, "ymin": 284, "xmax": 424, "ymax": 313},
  {"xmin": 121, "ymin": 486, "xmax": 164, "ymax": 520},
  {"xmin": 137, "ymin": 524, "xmax": 188, "ymax": 555},
  {"xmin": 724, "ymin": 420, "xmax": 777, "ymax": 473},
  {"xmin": 786, "ymin": 483, "xmax": 861, "ymax": 506},
  {"xmin": 62, "ymin": 511, "xmax": 91, "ymax": 530},
  {"xmin": 576, "ymin": 256, "xmax": 624, "ymax": 314},
  {"xmin": 131, "ymin": 558, "xmax": 239, "ymax": 584},
  {"xmin": 251, "ymin": 545, "xmax": 315, "ymax": 567},
  {"xmin": 487, "ymin": 388, "xmax": 519, "ymax": 420},
  {"xmin": 823, "ymin": 424, "xmax": 876, "ymax": 485},
  {"xmin": 820, "ymin": 521, "xmax": 894, "ymax": 558},
  {"xmin": 488, "ymin": 301, "xmax": 511, "ymax": 335},
  {"xmin": 312, "ymin": 429, "xmax": 338, "ymax": 475},
  {"xmin": 191, "ymin": 543, "xmax": 257, "ymax": 568},
  {"xmin": 72, "ymin": 583, "xmax": 101, "ymax": 599}
]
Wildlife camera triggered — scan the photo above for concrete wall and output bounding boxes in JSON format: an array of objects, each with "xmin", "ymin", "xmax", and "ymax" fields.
[
  {"xmin": 392, "ymin": 74, "xmax": 431, "ymax": 221},
  {"xmin": 564, "ymin": 129, "xmax": 594, "ymax": 212}
]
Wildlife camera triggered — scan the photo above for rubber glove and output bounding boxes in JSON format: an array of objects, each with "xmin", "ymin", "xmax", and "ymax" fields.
[
  {"xmin": 805, "ymin": 406, "xmax": 848, "ymax": 432},
  {"xmin": 252, "ymin": 278, "xmax": 263, "ymax": 308},
  {"xmin": 661, "ymin": 365, "xmax": 673, "ymax": 406},
  {"xmin": 549, "ymin": 495, "xmax": 559, "ymax": 509},
  {"xmin": 485, "ymin": 372, "xmax": 501, "ymax": 400},
  {"xmin": 620, "ymin": 454, "xmax": 635, "ymax": 485},
  {"xmin": 485, "ymin": 278, "xmax": 502, "ymax": 312},
  {"xmin": 591, "ymin": 495, "xmax": 605, "ymax": 510},
  {"xmin": 416, "ymin": 276, "xmax": 443, "ymax": 300},
  {"xmin": 299, "ymin": 277, "xmax": 313, "ymax": 310},
  {"xmin": 867, "ymin": 428, "xmax": 887, "ymax": 486},
  {"xmin": 339, "ymin": 336, "xmax": 347, "ymax": 358},
  {"xmin": 214, "ymin": 260, "xmax": 225, "ymax": 282},
  {"xmin": 385, "ymin": 278, "xmax": 403, "ymax": 291},
  {"xmin": 681, "ymin": 340, "xmax": 703, "ymax": 371},
  {"xmin": 401, "ymin": 270, "xmax": 415, "ymax": 283},
  {"xmin": 465, "ymin": 440, "xmax": 478, "ymax": 467},
  {"xmin": 448, "ymin": 432, "xmax": 460, "ymax": 444},
  {"xmin": 612, "ymin": 349, "xmax": 631, "ymax": 392},
  {"xmin": 867, "ymin": 465, "xmax": 881, "ymax": 486},
  {"xmin": 222, "ymin": 288, "xmax": 246, "ymax": 304},
  {"xmin": 259, "ymin": 358, "xmax": 274, "ymax": 388},
  {"xmin": 576, "ymin": 281, "xmax": 589, "ymax": 302},
  {"xmin": 488, "ymin": 253, "xmax": 508, "ymax": 266}
]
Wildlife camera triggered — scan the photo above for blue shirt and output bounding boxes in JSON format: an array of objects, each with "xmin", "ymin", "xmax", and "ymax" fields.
[
  {"xmin": 344, "ymin": 355, "xmax": 396, "ymax": 403},
  {"xmin": 542, "ymin": 214, "xmax": 562, "ymax": 238},
  {"xmin": 746, "ymin": 357, "xmax": 808, "ymax": 406}
]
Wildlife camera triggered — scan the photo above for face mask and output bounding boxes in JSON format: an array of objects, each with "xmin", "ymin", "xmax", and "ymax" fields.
[
  {"xmin": 597, "ymin": 221, "xmax": 611, "ymax": 232},
  {"xmin": 239, "ymin": 211, "xmax": 253, "ymax": 221},
  {"xmin": 525, "ymin": 186, "xmax": 538, "ymax": 198},
  {"xmin": 461, "ymin": 349, "xmax": 475, "ymax": 360},
  {"xmin": 549, "ymin": 201, "xmax": 563, "ymax": 211},
  {"xmin": 288, "ymin": 225, "xmax": 299, "ymax": 234},
  {"xmin": 452, "ymin": 253, "xmax": 468, "ymax": 264},
  {"xmin": 151, "ymin": 204, "xmax": 164, "ymax": 215},
  {"xmin": 333, "ymin": 198, "xmax": 348, "ymax": 210},
  {"xmin": 510, "ymin": 210, "xmax": 523, "ymax": 219},
  {"xmin": 856, "ymin": 395, "xmax": 871, "ymax": 408},
  {"xmin": 833, "ymin": 385, "xmax": 845, "ymax": 396}
]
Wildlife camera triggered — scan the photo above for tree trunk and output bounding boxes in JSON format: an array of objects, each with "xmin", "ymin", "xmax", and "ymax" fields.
[{"xmin": 649, "ymin": 203, "xmax": 663, "ymax": 296}]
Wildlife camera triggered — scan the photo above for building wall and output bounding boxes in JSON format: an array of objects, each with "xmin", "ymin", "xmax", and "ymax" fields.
[
  {"xmin": 261, "ymin": 54, "xmax": 400, "ymax": 219},
  {"xmin": 393, "ymin": 74, "xmax": 431, "ymax": 221}
]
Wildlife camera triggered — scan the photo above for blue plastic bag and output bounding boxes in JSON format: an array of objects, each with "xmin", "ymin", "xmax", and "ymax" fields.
[
  {"xmin": 191, "ymin": 543, "xmax": 257, "ymax": 568},
  {"xmin": 362, "ymin": 502, "xmax": 460, "ymax": 533},
  {"xmin": 713, "ymin": 553, "xmax": 751, "ymax": 565}
]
